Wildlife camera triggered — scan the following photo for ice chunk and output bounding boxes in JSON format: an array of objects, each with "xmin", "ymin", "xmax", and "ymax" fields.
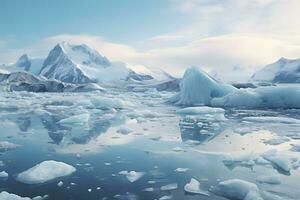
[
  {"xmin": 57, "ymin": 181, "xmax": 63, "ymax": 187},
  {"xmin": 184, "ymin": 178, "xmax": 209, "ymax": 196},
  {"xmin": 0, "ymin": 141, "xmax": 20, "ymax": 152},
  {"xmin": 159, "ymin": 195, "xmax": 172, "ymax": 200},
  {"xmin": 262, "ymin": 151, "xmax": 291, "ymax": 172},
  {"xmin": 116, "ymin": 127, "xmax": 133, "ymax": 135},
  {"xmin": 0, "ymin": 191, "xmax": 48, "ymax": 200},
  {"xmin": 16, "ymin": 160, "xmax": 76, "ymax": 184},
  {"xmin": 172, "ymin": 67, "xmax": 236, "ymax": 106},
  {"xmin": 216, "ymin": 179, "xmax": 263, "ymax": 200},
  {"xmin": 160, "ymin": 183, "xmax": 178, "ymax": 191},
  {"xmin": 176, "ymin": 106, "xmax": 225, "ymax": 115},
  {"xmin": 256, "ymin": 175, "xmax": 281, "ymax": 185},
  {"xmin": 0, "ymin": 171, "xmax": 8, "ymax": 179},
  {"xmin": 118, "ymin": 170, "xmax": 144, "ymax": 182}
]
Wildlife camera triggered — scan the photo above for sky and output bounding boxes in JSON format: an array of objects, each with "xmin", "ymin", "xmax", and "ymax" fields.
[{"xmin": 1, "ymin": 0, "xmax": 300, "ymax": 81}]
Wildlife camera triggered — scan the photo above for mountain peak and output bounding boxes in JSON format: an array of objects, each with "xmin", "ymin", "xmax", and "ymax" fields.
[{"xmin": 16, "ymin": 54, "xmax": 31, "ymax": 70}]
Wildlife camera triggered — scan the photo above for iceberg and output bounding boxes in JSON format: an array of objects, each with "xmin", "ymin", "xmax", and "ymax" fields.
[
  {"xmin": 171, "ymin": 67, "xmax": 236, "ymax": 106},
  {"xmin": 216, "ymin": 179, "xmax": 263, "ymax": 200},
  {"xmin": 172, "ymin": 67, "xmax": 300, "ymax": 109},
  {"xmin": 184, "ymin": 178, "xmax": 209, "ymax": 196},
  {"xmin": 16, "ymin": 160, "xmax": 76, "ymax": 184}
]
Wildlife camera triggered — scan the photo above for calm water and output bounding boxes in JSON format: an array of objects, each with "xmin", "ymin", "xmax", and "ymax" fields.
[{"xmin": 0, "ymin": 89, "xmax": 300, "ymax": 200}]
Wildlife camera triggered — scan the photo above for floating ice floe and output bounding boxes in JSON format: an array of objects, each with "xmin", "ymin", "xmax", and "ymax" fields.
[
  {"xmin": 143, "ymin": 187, "xmax": 154, "ymax": 192},
  {"xmin": 160, "ymin": 183, "xmax": 178, "ymax": 191},
  {"xmin": 176, "ymin": 106, "xmax": 225, "ymax": 115},
  {"xmin": 174, "ymin": 168, "xmax": 190, "ymax": 172},
  {"xmin": 118, "ymin": 170, "xmax": 144, "ymax": 182},
  {"xmin": 262, "ymin": 150, "xmax": 291, "ymax": 173},
  {"xmin": 116, "ymin": 127, "xmax": 133, "ymax": 134},
  {"xmin": 256, "ymin": 175, "xmax": 281, "ymax": 185},
  {"xmin": 243, "ymin": 116, "xmax": 300, "ymax": 124},
  {"xmin": 0, "ymin": 141, "xmax": 20, "ymax": 152},
  {"xmin": 0, "ymin": 171, "xmax": 8, "ymax": 179},
  {"xmin": 216, "ymin": 179, "xmax": 263, "ymax": 200},
  {"xmin": 159, "ymin": 195, "xmax": 172, "ymax": 200},
  {"xmin": 184, "ymin": 178, "xmax": 209, "ymax": 196},
  {"xmin": 0, "ymin": 191, "xmax": 48, "ymax": 200},
  {"xmin": 16, "ymin": 160, "xmax": 76, "ymax": 184}
]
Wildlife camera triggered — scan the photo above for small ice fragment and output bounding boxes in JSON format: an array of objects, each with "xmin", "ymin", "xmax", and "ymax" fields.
[
  {"xmin": 88, "ymin": 189, "xmax": 92, "ymax": 192},
  {"xmin": 0, "ymin": 171, "xmax": 8, "ymax": 179},
  {"xmin": 160, "ymin": 183, "xmax": 178, "ymax": 191},
  {"xmin": 159, "ymin": 195, "xmax": 172, "ymax": 200},
  {"xmin": 104, "ymin": 163, "xmax": 111, "ymax": 166},
  {"xmin": 70, "ymin": 182, "xmax": 76, "ymax": 185},
  {"xmin": 57, "ymin": 181, "xmax": 63, "ymax": 187},
  {"xmin": 175, "ymin": 168, "xmax": 189, "ymax": 172},
  {"xmin": 143, "ymin": 187, "xmax": 154, "ymax": 192},
  {"xmin": 96, "ymin": 187, "xmax": 101, "ymax": 190},
  {"xmin": 184, "ymin": 178, "xmax": 209, "ymax": 196},
  {"xmin": 118, "ymin": 170, "xmax": 144, "ymax": 182},
  {"xmin": 147, "ymin": 180, "xmax": 156, "ymax": 184}
]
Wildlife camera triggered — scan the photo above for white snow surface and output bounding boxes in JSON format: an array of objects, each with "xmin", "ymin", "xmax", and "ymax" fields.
[{"xmin": 16, "ymin": 160, "xmax": 76, "ymax": 184}]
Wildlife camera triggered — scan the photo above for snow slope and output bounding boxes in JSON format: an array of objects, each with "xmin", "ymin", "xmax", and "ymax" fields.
[{"xmin": 251, "ymin": 57, "xmax": 300, "ymax": 83}]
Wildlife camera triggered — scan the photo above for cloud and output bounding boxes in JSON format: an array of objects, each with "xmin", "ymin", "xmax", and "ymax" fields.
[{"xmin": 1, "ymin": 0, "xmax": 300, "ymax": 82}]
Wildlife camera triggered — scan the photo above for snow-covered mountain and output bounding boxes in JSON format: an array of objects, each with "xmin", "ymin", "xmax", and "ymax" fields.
[
  {"xmin": 251, "ymin": 57, "xmax": 300, "ymax": 83},
  {"xmin": 0, "ymin": 42, "xmax": 173, "ymax": 87},
  {"xmin": 0, "ymin": 54, "xmax": 44, "ymax": 75},
  {"xmin": 39, "ymin": 42, "xmax": 130, "ymax": 84}
]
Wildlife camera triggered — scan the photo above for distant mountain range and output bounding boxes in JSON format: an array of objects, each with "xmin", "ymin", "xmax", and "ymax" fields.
[
  {"xmin": 251, "ymin": 57, "xmax": 300, "ymax": 83},
  {"xmin": 0, "ymin": 42, "xmax": 172, "ymax": 86}
]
